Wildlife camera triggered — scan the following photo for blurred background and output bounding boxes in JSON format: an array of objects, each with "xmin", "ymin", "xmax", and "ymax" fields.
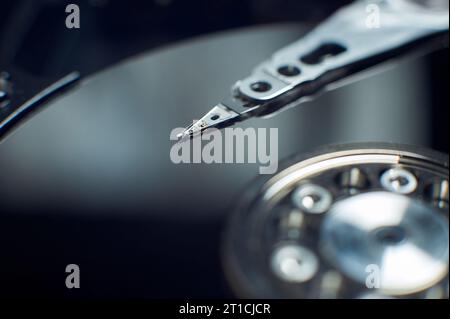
[
  {"xmin": 1, "ymin": 0, "xmax": 353, "ymax": 77},
  {"xmin": 0, "ymin": 0, "xmax": 448, "ymax": 298}
]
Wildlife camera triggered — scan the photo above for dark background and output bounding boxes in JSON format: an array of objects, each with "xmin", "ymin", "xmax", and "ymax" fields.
[{"xmin": 0, "ymin": 0, "xmax": 448, "ymax": 299}]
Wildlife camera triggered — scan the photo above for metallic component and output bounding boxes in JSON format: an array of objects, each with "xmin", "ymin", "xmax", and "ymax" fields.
[
  {"xmin": 279, "ymin": 210, "xmax": 305, "ymax": 239},
  {"xmin": 338, "ymin": 167, "xmax": 368, "ymax": 192},
  {"xmin": 321, "ymin": 191, "xmax": 449, "ymax": 296},
  {"xmin": 177, "ymin": 96, "xmax": 259, "ymax": 139},
  {"xmin": 358, "ymin": 292, "xmax": 394, "ymax": 299},
  {"xmin": 426, "ymin": 179, "xmax": 449, "ymax": 208},
  {"xmin": 0, "ymin": 72, "xmax": 12, "ymax": 107},
  {"xmin": 271, "ymin": 245, "xmax": 319, "ymax": 283},
  {"xmin": 425, "ymin": 286, "xmax": 445, "ymax": 299},
  {"xmin": 0, "ymin": 91, "xmax": 7, "ymax": 101},
  {"xmin": 0, "ymin": 91, "xmax": 8, "ymax": 104},
  {"xmin": 319, "ymin": 271, "xmax": 343, "ymax": 299},
  {"xmin": 0, "ymin": 68, "xmax": 80, "ymax": 141},
  {"xmin": 237, "ymin": 0, "xmax": 449, "ymax": 103},
  {"xmin": 380, "ymin": 168, "xmax": 418, "ymax": 194},
  {"xmin": 292, "ymin": 184, "xmax": 332, "ymax": 214},
  {"xmin": 223, "ymin": 144, "xmax": 449, "ymax": 299},
  {"xmin": 177, "ymin": 103, "xmax": 240, "ymax": 140},
  {"xmin": 180, "ymin": 0, "xmax": 449, "ymax": 137}
]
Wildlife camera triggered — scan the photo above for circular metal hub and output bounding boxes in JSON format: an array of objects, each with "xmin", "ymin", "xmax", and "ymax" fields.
[
  {"xmin": 223, "ymin": 144, "xmax": 449, "ymax": 299},
  {"xmin": 322, "ymin": 191, "xmax": 448, "ymax": 296}
]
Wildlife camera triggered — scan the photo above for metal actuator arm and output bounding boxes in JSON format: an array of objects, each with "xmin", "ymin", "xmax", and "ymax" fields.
[
  {"xmin": 178, "ymin": 0, "xmax": 449, "ymax": 139},
  {"xmin": 236, "ymin": 0, "xmax": 449, "ymax": 104}
]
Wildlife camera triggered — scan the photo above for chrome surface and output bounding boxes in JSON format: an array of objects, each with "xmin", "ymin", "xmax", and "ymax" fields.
[
  {"xmin": 182, "ymin": 0, "xmax": 449, "ymax": 137},
  {"xmin": 380, "ymin": 168, "xmax": 419, "ymax": 194},
  {"xmin": 224, "ymin": 145, "xmax": 449, "ymax": 299},
  {"xmin": 321, "ymin": 191, "xmax": 449, "ymax": 295},
  {"xmin": 292, "ymin": 184, "xmax": 333, "ymax": 214},
  {"xmin": 237, "ymin": 0, "xmax": 449, "ymax": 102},
  {"xmin": 271, "ymin": 244, "xmax": 319, "ymax": 283}
]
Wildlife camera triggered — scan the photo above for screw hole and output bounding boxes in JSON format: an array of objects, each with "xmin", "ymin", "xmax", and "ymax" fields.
[
  {"xmin": 0, "ymin": 91, "xmax": 8, "ymax": 102},
  {"xmin": 250, "ymin": 81, "xmax": 272, "ymax": 93},
  {"xmin": 278, "ymin": 65, "xmax": 301, "ymax": 77},
  {"xmin": 301, "ymin": 42, "xmax": 347, "ymax": 65},
  {"xmin": 374, "ymin": 226, "xmax": 407, "ymax": 245}
]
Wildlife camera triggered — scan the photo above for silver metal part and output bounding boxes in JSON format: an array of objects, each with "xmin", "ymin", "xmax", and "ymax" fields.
[
  {"xmin": 181, "ymin": 0, "xmax": 448, "ymax": 137},
  {"xmin": 236, "ymin": 0, "xmax": 449, "ymax": 103},
  {"xmin": 0, "ymin": 69, "xmax": 80, "ymax": 141},
  {"xmin": 339, "ymin": 167, "xmax": 368, "ymax": 192},
  {"xmin": 279, "ymin": 210, "xmax": 305, "ymax": 239},
  {"xmin": 380, "ymin": 168, "xmax": 418, "ymax": 194},
  {"xmin": 321, "ymin": 191, "xmax": 449, "ymax": 295},
  {"xmin": 0, "ymin": 72, "xmax": 12, "ymax": 108},
  {"xmin": 292, "ymin": 184, "xmax": 333, "ymax": 214},
  {"xmin": 271, "ymin": 244, "xmax": 319, "ymax": 283},
  {"xmin": 178, "ymin": 97, "xmax": 260, "ymax": 139},
  {"xmin": 224, "ymin": 144, "xmax": 449, "ymax": 299},
  {"xmin": 427, "ymin": 179, "xmax": 449, "ymax": 208},
  {"xmin": 177, "ymin": 104, "xmax": 240, "ymax": 139}
]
